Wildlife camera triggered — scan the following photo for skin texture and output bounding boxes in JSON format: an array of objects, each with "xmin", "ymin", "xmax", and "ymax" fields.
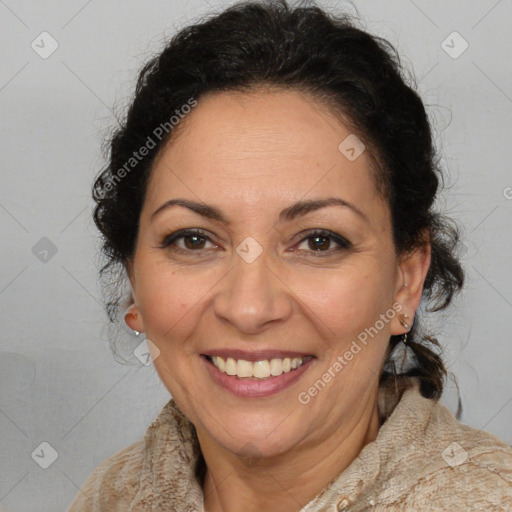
[{"xmin": 125, "ymin": 89, "xmax": 431, "ymax": 512}]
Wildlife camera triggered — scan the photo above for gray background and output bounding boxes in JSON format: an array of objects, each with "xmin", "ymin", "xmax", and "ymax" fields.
[{"xmin": 1, "ymin": 0, "xmax": 511, "ymax": 510}]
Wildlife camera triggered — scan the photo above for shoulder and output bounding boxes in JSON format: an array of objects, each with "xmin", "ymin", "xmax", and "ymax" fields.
[
  {"xmin": 67, "ymin": 439, "xmax": 145, "ymax": 511},
  {"xmin": 375, "ymin": 382, "xmax": 512, "ymax": 509},
  {"xmin": 67, "ymin": 398, "xmax": 203, "ymax": 511}
]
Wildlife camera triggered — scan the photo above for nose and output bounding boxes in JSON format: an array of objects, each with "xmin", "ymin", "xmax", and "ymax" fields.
[{"xmin": 213, "ymin": 249, "xmax": 293, "ymax": 334}]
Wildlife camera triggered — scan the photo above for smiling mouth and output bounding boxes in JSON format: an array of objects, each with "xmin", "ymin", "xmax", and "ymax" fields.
[{"xmin": 204, "ymin": 355, "xmax": 314, "ymax": 379}]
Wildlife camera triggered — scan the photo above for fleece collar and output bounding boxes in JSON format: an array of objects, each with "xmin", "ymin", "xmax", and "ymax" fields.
[{"xmin": 129, "ymin": 378, "xmax": 425, "ymax": 511}]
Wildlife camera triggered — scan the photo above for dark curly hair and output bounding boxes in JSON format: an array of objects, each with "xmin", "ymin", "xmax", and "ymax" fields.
[{"xmin": 92, "ymin": 0, "xmax": 464, "ymax": 406}]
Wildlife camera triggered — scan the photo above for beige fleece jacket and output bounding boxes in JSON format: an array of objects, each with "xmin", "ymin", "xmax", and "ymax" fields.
[{"xmin": 68, "ymin": 377, "xmax": 512, "ymax": 511}]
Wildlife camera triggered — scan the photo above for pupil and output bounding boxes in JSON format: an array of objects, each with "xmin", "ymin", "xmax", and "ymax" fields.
[
  {"xmin": 310, "ymin": 236, "xmax": 329, "ymax": 250},
  {"xmin": 186, "ymin": 235, "xmax": 204, "ymax": 249}
]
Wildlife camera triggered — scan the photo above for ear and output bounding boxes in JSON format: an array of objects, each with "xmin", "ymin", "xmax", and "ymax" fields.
[
  {"xmin": 124, "ymin": 259, "xmax": 145, "ymax": 333},
  {"xmin": 124, "ymin": 302, "xmax": 145, "ymax": 334},
  {"xmin": 391, "ymin": 238, "xmax": 431, "ymax": 336}
]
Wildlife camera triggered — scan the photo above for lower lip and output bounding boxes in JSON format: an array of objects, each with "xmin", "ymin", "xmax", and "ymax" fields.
[{"xmin": 201, "ymin": 355, "xmax": 314, "ymax": 398}]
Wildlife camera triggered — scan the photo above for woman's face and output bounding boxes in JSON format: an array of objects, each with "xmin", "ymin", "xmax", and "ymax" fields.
[{"xmin": 127, "ymin": 89, "xmax": 425, "ymax": 459}]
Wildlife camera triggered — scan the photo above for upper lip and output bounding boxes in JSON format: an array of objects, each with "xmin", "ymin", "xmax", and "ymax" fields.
[{"xmin": 202, "ymin": 349, "xmax": 314, "ymax": 362}]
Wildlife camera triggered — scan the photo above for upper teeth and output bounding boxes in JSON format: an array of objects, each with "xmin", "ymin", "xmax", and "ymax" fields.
[{"xmin": 210, "ymin": 356, "xmax": 307, "ymax": 379}]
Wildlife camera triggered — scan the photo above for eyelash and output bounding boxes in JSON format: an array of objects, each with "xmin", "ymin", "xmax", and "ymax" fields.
[{"xmin": 159, "ymin": 228, "xmax": 351, "ymax": 256}]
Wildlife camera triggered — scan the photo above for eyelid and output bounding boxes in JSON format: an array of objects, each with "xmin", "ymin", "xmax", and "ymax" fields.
[
  {"xmin": 293, "ymin": 229, "xmax": 352, "ymax": 249},
  {"xmin": 159, "ymin": 228, "xmax": 351, "ymax": 254},
  {"xmin": 159, "ymin": 228, "xmax": 218, "ymax": 249}
]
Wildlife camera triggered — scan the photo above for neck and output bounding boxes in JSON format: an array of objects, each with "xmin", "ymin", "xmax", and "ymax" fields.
[{"xmin": 200, "ymin": 392, "xmax": 381, "ymax": 512}]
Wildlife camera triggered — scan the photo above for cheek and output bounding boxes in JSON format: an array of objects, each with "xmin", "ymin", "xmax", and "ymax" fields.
[
  {"xmin": 285, "ymin": 262, "xmax": 393, "ymax": 338},
  {"xmin": 136, "ymin": 263, "xmax": 219, "ymax": 342}
]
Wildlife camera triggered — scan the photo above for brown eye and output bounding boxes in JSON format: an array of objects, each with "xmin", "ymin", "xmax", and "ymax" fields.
[
  {"xmin": 308, "ymin": 235, "xmax": 331, "ymax": 251},
  {"xmin": 183, "ymin": 234, "xmax": 207, "ymax": 250},
  {"xmin": 295, "ymin": 229, "xmax": 351, "ymax": 255},
  {"xmin": 160, "ymin": 229, "xmax": 217, "ymax": 252}
]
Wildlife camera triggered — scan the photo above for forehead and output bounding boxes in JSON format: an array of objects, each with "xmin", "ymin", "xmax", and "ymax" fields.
[{"xmin": 144, "ymin": 89, "xmax": 385, "ymax": 222}]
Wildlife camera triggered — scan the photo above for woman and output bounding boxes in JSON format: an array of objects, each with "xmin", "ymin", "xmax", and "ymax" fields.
[{"xmin": 68, "ymin": 1, "xmax": 512, "ymax": 510}]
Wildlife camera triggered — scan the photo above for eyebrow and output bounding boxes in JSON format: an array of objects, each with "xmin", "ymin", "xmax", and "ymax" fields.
[{"xmin": 150, "ymin": 197, "xmax": 368, "ymax": 224}]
